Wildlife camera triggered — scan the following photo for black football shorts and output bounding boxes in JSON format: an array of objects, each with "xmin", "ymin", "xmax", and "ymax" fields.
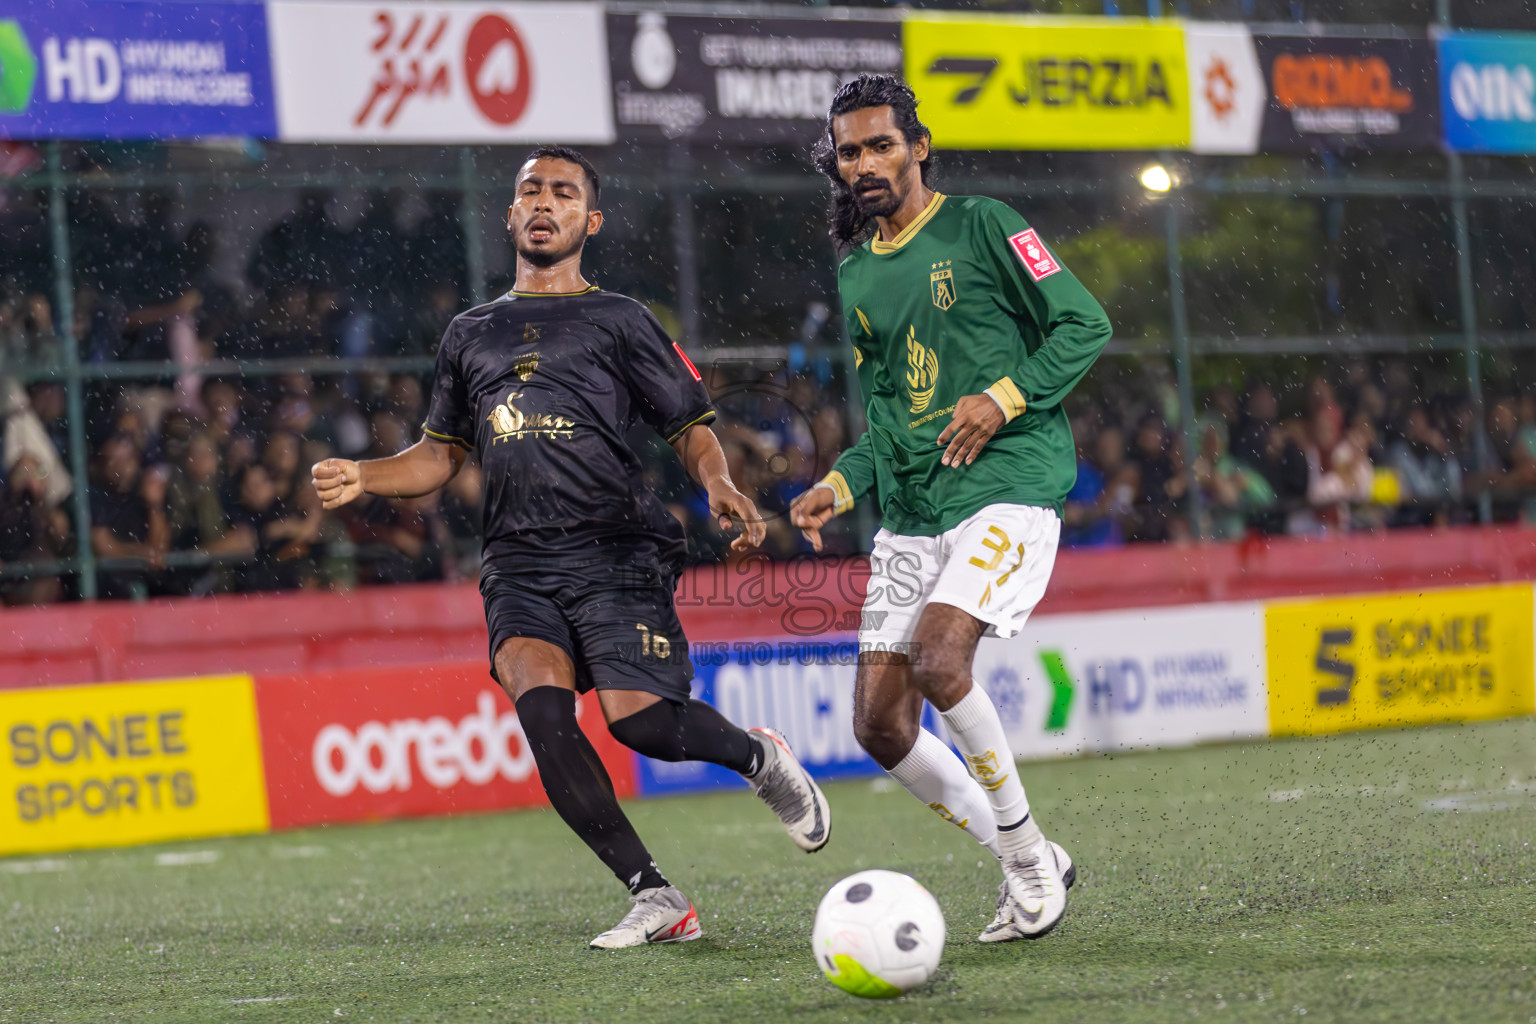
[{"xmin": 480, "ymin": 559, "xmax": 693, "ymax": 702}]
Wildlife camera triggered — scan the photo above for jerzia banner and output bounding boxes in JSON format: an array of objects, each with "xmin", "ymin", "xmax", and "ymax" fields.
[
  {"xmin": 1252, "ymin": 33, "xmax": 1440, "ymax": 151},
  {"xmin": 903, "ymin": 16, "xmax": 1190, "ymax": 151},
  {"xmin": 607, "ymin": 13, "xmax": 901, "ymax": 143}
]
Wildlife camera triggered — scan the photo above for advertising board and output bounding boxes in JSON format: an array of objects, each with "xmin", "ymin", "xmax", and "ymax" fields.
[
  {"xmin": 0, "ymin": 1, "xmax": 275, "ymax": 140},
  {"xmin": 1266, "ymin": 583, "xmax": 1535, "ymax": 737},
  {"xmin": 255, "ymin": 663, "xmax": 634, "ymax": 830},
  {"xmin": 972, "ymin": 602, "xmax": 1270, "ymax": 760},
  {"xmin": 0, "ymin": 676, "xmax": 269, "ymax": 855},
  {"xmin": 903, "ymin": 16, "xmax": 1189, "ymax": 151},
  {"xmin": 634, "ymin": 639, "xmax": 898, "ymax": 796},
  {"xmin": 608, "ymin": 13, "xmax": 901, "ymax": 143},
  {"xmin": 1184, "ymin": 22, "xmax": 1265, "ymax": 154},
  {"xmin": 266, "ymin": 0, "xmax": 612, "ymax": 144},
  {"xmin": 1252, "ymin": 33, "xmax": 1440, "ymax": 150},
  {"xmin": 1438, "ymin": 31, "xmax": 1536, "ymax": 154}
]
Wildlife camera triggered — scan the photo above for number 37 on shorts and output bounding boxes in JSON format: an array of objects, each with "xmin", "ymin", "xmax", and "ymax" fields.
[{"xmin": 857, "ymin": 503, "xmax": 1063, "ymax": 650}]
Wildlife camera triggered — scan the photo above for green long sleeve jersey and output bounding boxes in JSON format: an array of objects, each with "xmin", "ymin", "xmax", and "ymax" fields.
[{"xmin": 823, "ymin": 193, "xmax": 1113, "ymax": 536}]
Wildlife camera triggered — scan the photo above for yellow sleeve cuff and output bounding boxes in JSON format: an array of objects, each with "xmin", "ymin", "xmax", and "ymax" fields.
[
  {"xmin": 818, "ymin": 471, "xmax": 856, "ymax": 515},
  {"xmin": 984, "ymin": 377, "xmax": 1027, "ymax": 423}
]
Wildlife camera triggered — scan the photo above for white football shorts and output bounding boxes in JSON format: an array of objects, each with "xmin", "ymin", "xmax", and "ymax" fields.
[{"xmin": 857, "ymin": 503, "xmax": 1061, "ymax": 652}]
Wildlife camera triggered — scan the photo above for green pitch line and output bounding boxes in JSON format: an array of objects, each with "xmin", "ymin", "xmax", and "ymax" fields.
[{"xmin": 4, "ymin": 719, "xmax": 1536, "ymax": 1024}]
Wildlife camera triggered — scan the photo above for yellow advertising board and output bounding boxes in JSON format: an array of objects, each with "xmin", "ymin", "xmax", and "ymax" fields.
[
  {"xmin": 903, "ymin": 16, "xmax": 1189, "ymax": 150},
  {"xmin": 1266, "ymin": 584, "xmax": 1535, "ymax": 737},
  {"xmin": 0, "ymin": 676, "xmax": 270, "ymax": 855}
]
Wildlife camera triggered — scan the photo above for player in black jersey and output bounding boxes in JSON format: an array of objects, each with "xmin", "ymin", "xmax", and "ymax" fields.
[{"xmin": 312, "ymin": 147, "xmax": 831, "ymax": 949}]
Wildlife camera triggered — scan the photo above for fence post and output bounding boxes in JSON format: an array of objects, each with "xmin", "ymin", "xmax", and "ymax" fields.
[
  {"xmin": 460, "ymin": 147, "xmax": 488, "ymax": 305},
  {"xmin": 46, "ymin": 141, "xmax": 96, "ymax": 599},
  {"xmin": 1164, "ymin": 185, "xmax": 1204, "ymax": 541}
]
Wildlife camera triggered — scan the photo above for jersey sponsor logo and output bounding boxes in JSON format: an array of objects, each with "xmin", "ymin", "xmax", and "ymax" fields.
[
  {"xmin": 487, "ymin": 392, "xmax": 575, "ymax": 443},
  {"xmin": 512, "ymin": 350, "xmax": 539, "ymax": 382},
  {"xmin": 1008, "ymin": 228, "xmax": 1061, "ymax": 281},
  {"xmin": 672, "ymin": 341, "xmax": 702, "ymax": 381},
  {"xmin": 929, "ymin": 260, "xmax": 956, "ymax": 310},
  {"xmin": 904, "ymin": 326, "xmax": 939, "ymax": 415}
]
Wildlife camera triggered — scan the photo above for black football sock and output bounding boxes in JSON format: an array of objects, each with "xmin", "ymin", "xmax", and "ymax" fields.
[
  {"xmin": 608, "ymin": 698, "xmax": 764, "ymax": 776},
  {"xmin": 514, "ymin": 687, "xmax": 668, "ymax": 895}
]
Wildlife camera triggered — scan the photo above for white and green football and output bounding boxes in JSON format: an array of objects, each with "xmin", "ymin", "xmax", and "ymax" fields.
[{"xmin": 811, "ymin": 869, "xmax": 946, "ymax": 998}]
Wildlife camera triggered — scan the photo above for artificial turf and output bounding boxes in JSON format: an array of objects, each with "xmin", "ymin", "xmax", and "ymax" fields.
[{"xmin": 3, "ymin": 717, "xmax": 1534, "ymax": 1024}]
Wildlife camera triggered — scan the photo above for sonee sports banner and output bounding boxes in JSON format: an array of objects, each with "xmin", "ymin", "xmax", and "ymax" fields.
[{"xmin": 903, "ymin": 15, "xmax": 1190, "ymax": 151}]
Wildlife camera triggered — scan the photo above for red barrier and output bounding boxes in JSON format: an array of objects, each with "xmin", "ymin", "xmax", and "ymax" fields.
[
  {"xmin": 4, "ymin": 525, "xmax": 1534, "ymax": 690},
  {"xmin": 255, "ymin": 663, "xmax": 633, "ymax": 830}
]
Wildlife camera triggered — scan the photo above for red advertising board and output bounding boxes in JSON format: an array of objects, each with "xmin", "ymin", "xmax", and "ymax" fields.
[{"xmin": 255, "ymin": 663, "xmax": 634, "ymax": 830}]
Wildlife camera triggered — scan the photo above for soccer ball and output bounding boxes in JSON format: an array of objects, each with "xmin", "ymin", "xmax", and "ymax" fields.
[{"xmin": 811, "ymin": 869, "xmax": 946, "ymax": 998}]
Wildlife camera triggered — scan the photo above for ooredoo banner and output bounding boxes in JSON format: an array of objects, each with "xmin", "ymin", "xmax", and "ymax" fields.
[
  {"xmin": 903, "ymin": 16, "xmax": 1189, "ymax": 151},
  {"xmin": 973, "ymin": 602, "xmax": 1271, "ymax": 759},
  {"xmin": 1252, "ymin": 33, "xmax": 1440, "ymax": 150},
  {"xmin": 0, "ymin": 676, "xmax": 270, "ymax": 855},
  {"xmin": 1438, "ymin": 31, "xmax": 1536, "ymax": 154},
  {"xmin": 1265, "ymin": 583, "xmax": 1535, "ymax": 737},
  {"xmin": 266, "ymin": 0, "xmax": 613, "ymax": 144},
  {"xmin": 607, "ymin": 13, "xmax": 902, "ymax": 142},
  {"xmin": 0, "ymin": 0, "xmax": 276, "ymax": 140},
  {"xmin": 255, "ymin": 663, "xmax": 634, "ymax": 830}
]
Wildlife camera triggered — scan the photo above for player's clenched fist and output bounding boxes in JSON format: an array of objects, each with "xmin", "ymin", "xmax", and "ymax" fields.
[
  {"xmin": 789, "ymin": 485, "xmax": 837, "ymax": 552},
  {"xmin": 311, "ymin": 458, "xmax": 365, "ymax": 509}
]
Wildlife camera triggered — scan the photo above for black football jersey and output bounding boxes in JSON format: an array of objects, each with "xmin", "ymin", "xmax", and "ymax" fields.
[{"xmin": 422, "ymin": 287, "xmax": 715, "ymax": 571}]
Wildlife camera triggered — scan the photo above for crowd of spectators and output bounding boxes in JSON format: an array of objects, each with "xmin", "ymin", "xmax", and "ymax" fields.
[
  {"xmin": 1, "ymin": 187, "xmax": 1534, "ymax": 605},
  {"xmin": 1060, "ymin": 361, "xmax": 1536, "ymax": 548}
]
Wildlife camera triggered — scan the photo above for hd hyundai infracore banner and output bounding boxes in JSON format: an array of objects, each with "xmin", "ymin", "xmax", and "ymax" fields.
[{"xmin": 0, "ymin": 0, "xmax": 276, "ymax": 140}]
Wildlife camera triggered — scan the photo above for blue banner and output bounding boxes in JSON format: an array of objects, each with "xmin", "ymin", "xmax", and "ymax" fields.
[
  {"xmin": 1439, "ymin": 31, "xmax": 1536, "ymax": 154},
  {"xmin": 634, "ymin": 639, "xmax": 949, "ymax": 797},
  {"xmin": 0, "ymin": 1, "xmax": 275, "ymax": 140}
]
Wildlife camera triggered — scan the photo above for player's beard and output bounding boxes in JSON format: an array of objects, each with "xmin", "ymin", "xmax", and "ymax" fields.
[
  {"xmin": 515, "ymin": 224, "xmax": 585, "ymax": 268},
  {"xmin": 851, "ymin": 152, "xmax": 916, "ymax": 219}
]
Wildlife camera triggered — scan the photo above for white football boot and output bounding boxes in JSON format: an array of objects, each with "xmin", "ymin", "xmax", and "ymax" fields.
[
  {"xmin": 589, "ymin": 886, "xmax": 702, "ymax": 949},
  {"xmin": 980, "ymin": 840, "xmax": 1076, "ymax": 942},
  {"xmin": 744, "ymin": 727, "xmax": 832, "ymax": 852}
]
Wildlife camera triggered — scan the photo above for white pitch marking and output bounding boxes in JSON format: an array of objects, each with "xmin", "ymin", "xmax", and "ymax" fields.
[
  {"xmin": 155, "ymin": 850, "xmax": 220, "ymax": 866},
  {"xmin": 0, "ymin": 859, "xmax": 69, "ymax": 874}
]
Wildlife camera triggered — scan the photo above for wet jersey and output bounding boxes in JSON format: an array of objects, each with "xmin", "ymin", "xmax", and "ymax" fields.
[
  {"xmin": 422, "ymin": 287, "xmax": 715, "ymax": 572},
  {"xmin": 824, "ymin": 193, "xmax": 1112, "ymax": 534}
]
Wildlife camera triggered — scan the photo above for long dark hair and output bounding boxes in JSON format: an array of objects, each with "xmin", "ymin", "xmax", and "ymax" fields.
[{"xmin": 812, "ymin": 74, "xmax": 934, "ymax": 256}]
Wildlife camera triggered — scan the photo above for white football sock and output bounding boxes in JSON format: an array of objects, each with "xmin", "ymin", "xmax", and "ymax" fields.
[
  {"xmin": 939, "ymin": 683, "xmax": 1043, "ymax": 856},
  {"xmin": 888, "ymin": 729, "xmax": 1000, "ymax": 859}
]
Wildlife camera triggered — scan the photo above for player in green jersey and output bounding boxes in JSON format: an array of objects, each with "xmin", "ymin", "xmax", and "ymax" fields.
[{"xmin": 790, "ymin": 74, "xmax": 1112, "ymax": 942}]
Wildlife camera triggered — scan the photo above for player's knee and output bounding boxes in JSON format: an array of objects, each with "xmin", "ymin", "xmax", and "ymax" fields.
[
  {"xmin": 606, "ymin": 702, "xmax": 687, "ymax": 762},
  {"xmin": 909, "ymin": 660, "xmax": 968, "ymax": 708},
  {"xmin": 853, "ymin": 711, "xmax": 917, "ymax": 770}
]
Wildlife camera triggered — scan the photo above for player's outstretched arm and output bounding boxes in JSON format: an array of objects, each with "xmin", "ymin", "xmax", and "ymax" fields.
[
  {"xmin": 670, "ymin": 423, "xmax": 765, "ymax": 551},
  {"xmin": 311, "ymin": 437, "xmax": 466, "ymax": 510}
]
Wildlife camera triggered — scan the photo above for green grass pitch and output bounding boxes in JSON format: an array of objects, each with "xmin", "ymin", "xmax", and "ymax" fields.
[{"xmin": 4, "ymin": 718, "xmax": 1535, "ymax": 1024}]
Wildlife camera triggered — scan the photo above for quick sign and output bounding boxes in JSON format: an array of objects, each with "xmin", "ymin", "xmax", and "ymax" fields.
[
  {"xmin": 903, "ymin": 16, "xmax": 1189, "ymax": 150},
  {"xmin": 0, "ymin": 677, "xmax": 269, "ymax": 855},
  {"xmin": 608, "ymin": 13, "xmax": 902, "ymax": 142},
  {"xmin": 266, "ymin": 0, "xmax": 612, "ymax": 144},
  {"xmin": 0, "ymin": 1, "xmax": 275, "ymax": 140},
  {"xmin": 1184, "ymin": 23, "xmax": 1265, "ymax": 154},
  {"xmin": 1439, "ymin": 31, "xmax": 1536, "ymax": 154}
]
